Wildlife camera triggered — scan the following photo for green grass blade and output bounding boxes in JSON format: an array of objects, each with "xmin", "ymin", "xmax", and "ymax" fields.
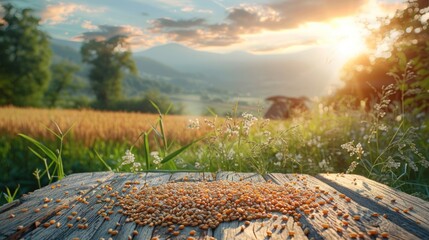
[
  {"xmin": 149, "ymin": 100, "xmax": 162, "ymax": 115},
  {"xmin": 45, "ymin": 127, "xmax": 61, "ymax": 139},
  {"xmin": 143, "ymin": 133, "xmax": 150, "ymax": 170},
  {"xmin": 206, "ymin": 107, "xmax": 217, "ymax": 117},
  {"xmin": 161, "ymin": 139, "xmax": 198, "ymax": 164},
  {"xmin": 164, "ymin": 103, "xmax": 173, "ymax": 115},
  {"xmin": 159, "ymin": 118, "xmax": 168, "ymax": 151},
  {"xmin": 28, "ymin": 147, "xmax": 49, "ymax": 162},
  {"xmin": 94, "ymin": 150, "xmax": 113, "ymax": 171},
  {"xmin": 19, "ymin": 134, "xmax": 57, "ymax": 162},
  {"xmin": 62, "ymin": 122, "xmax": 76, "ymax": 138}
]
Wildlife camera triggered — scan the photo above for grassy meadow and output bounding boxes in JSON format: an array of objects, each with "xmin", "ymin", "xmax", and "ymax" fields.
[{"xmin": 0, "ymin": 98, "xmax": 428, "ymax": 204}]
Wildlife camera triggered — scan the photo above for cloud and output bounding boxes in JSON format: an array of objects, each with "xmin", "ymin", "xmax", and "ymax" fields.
[
  {"xmin": 42, "ymin": 3, "xmax": 102, "ymax": 25},
  {"xmin": 226, "ymin": 0, "xmax": 366, "ymax": 32},
  {"xmin": 251, "ymin": 39, "xmax": 319, "ymax": 53},
  {"xmin": 155, "ymin": 0, "xmax": 192, "ymax": 8},
  {"xmin": 75, "ymin": 24, "xmax": 161, "ymax": 49},
  {"xmin": 152, "ymin": 18, "xmax": 206, "ymax": 28},
  {"xmin": 150, "ymin": 0, "xmax": 368, "ymax": 47},
  {"xmin": 81, "ymin": 20, "xmax": 97, "ymax": 30},
  {"xmin": 181, "ymin": 6, "xmax": 213, "ymax": 14}
]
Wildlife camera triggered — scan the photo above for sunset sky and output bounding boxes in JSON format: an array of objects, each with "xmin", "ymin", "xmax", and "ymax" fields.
[
  {"xmin": 1, "ymin": 0, "xmax": 407, "ymax": 96},
  {"xmin": 4, "ymin": 0, "xmax": 404, "ymax": 55}
]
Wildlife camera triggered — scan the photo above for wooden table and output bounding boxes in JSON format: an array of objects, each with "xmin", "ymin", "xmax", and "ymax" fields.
[{"xmin": 0, "ymin": 172, "xmax": 428, "ymax": 240}]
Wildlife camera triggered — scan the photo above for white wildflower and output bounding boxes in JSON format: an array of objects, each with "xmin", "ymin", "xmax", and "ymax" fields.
[
  {"xmin": 275, "ymin": 152, "xmax": 283, "ymax": 161},
  {"xmin": 396, "ymin": 115, "xmax": 403, "ymax": 122},
  {"xmin": 341, "ymin": 141, "xmax": 364, "ymax": 159},
  {"xmin": 346, "ymin": 161, "xmax": 359, "ymax": 173},
  {"xmin": 151, "ymin": 151, "xmax": 162, "ymax": 165},
  {"xmin": 319, "ymin": 159, "xmax": 328, "ymax": 170},
  {"xmin": 378, "ymin": 124, "xmax": 388, "ymax": 131},
  {"xmin": 187, "ymin": 118, "xmax": 200, "ymax": 129},
  {"xmin": 195, "ymin": 162, "xmax": 201, "ymax": 169},
  {"xmin": 132, "ymin": 162, "xmax": 142, "ymax": 172},
  {"xmin": 420, "ymin": 159, "xmax": 429, "ymax": 168},
  {"xmin": 227, "ymin": 149, "xmax": 235, "ymax": 161},
  {"xmin": 225, "ymin": 124, "xmax": 240, "ymax": 137},
  {"xmin": 386, "ymin": 157, "xmax": 400, "ymax": 169},
  {"xmin": 241, "ymin": 112, "xmax": 257, "ymax": 135},
  {"xmin": 204, "ymin": 118, "xmax": 216, "ymax": 129},
  {"xmin": 121, "ymin": 149, "xmax": 135, "ymax": 166}
]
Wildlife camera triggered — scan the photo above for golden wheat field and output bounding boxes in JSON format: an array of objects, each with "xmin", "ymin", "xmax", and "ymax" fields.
[{"xmin": 0, "ymin": 107, "xmax": 208, "ymax": 146}]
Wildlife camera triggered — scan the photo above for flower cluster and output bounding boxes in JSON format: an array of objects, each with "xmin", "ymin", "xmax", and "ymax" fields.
[
  {"xmin": 187, "ymin": 118, "xmax": 200, "ymax": 130},
  {"xmin": 242, "ymin": 112, "xmax": 258, "ymax": 135},
  {"xmin": 151, "ymin": 151, "xmax": 162, "ymax": 167},
  {"xmin": 121, "ymin": 149, "xmax": 141, "ymax": 172},
  {"xmin": 386, "ymin": 156, "xmax": 400, "ymax": 169},
  {"xmin": 341, "ymin": 141, "xmax": 364, "ymax": 159},
  {"xmin": 346, "ymin": 161, "xmax": 359, "ymax": 173}
]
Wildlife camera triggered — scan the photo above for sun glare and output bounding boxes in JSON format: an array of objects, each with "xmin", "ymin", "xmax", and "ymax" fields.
[{"xmin": 328, "ymin": 19, "xmax": 368, "ymax": 62}]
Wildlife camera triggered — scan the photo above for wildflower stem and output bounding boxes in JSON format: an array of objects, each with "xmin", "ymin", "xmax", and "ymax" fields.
[{"xmin": 370, "ymin": 120, "xmax": 405, "ymax": 174}]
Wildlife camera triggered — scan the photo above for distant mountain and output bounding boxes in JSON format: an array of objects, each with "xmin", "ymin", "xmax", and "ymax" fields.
[
  {"xmin": 49, "ymin": 39, "xmax": 216, "ymax": 97},
  {"xmin": 50, "ymin": 39, "xmax": 340, "ymax": 98},
  {"xmin": 51, "ymin": 42, "xmax": 81, "ymax": 63},
  {"xmin": 51, "ymin": 38, "xmax": 82, "ymax": 50},
  {"xmin": 136, "ymin": 43, "xmax": 338, "ymax": 97}
]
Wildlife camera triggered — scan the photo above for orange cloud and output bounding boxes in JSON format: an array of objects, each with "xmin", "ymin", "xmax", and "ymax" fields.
[
  {"xmin": 42, "ymin": 3, "xmax": 103, "ymax": 25},
  {"xmin": 75, "ymin": 24, "xmax": 164, "ymax": 50},
  {"xmin": 151, "ymin": 0, "xmax": 368, "ymax": 47},
  {"xmin": 81, "ymin": 20, "xmax": 97, "ymax": 30}
]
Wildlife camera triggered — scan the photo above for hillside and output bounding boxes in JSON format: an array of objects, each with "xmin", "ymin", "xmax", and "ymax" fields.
[
  {"xmin": 136, "ymin": 43, "xmax": 339, "ymax": 97},
  {"xmin": 51, "ymin": 38, "xmax": 340, "ymax": 99}
]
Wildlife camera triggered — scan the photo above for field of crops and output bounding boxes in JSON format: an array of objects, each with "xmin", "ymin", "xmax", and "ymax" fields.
[{"xmin": 0, "ymin": 104, "xmax": 428, "ymax": 204}]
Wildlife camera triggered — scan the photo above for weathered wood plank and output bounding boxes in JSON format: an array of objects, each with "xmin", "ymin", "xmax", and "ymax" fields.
[
  {"xmin": 214, "ymin": 172, "xmax": 307, "ymax": 240},
  {"xmin": 213, "ymin": 172, "xmax": 273, "ymax": 240},
  {"xmin": 0, "ymin": 172, "xmax": 114, "ymax": 240},
  {"xmin": 269, "ymin": 173, "xmax": 423, "ymax": 240},
  {"xmin": 0, "ymin": 200, "xmax": 19, "ymax": 215},
  {"xmin": 151, "ymin": 172, "xmax": 214, "ymax": 240},
  {"xmin": 21, "ymin": 172, "xmax": 129, "ymax": 240},
  {"xmin": 1, "ymin": 172, "xmax": 427, "ymax": 240},
  {"xmin": 130, "ymin": 172, "xmax": 172, "ymax": 240},
  {"xmin": 80, "ymin": 173, "xmax": 146, "ymax": 240},
  {"xmin": 317, "ymin": 173, "xmax": 429, "ymax": 236}
]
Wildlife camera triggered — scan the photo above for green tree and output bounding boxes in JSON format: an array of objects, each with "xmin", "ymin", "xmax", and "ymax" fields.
[
  {"xmin": 0, "ymin": 4, "xmax": 52, "ymax": 106},
  {"xmin": 45, "ymin": 60, "xmax": 80, "ymax": 107},
  {"xmin": 336, "ymin": 0, "xmax": 429, "ymax": 112},
  {"xmin": 81, "ymin": 36, "xmax": 136, "ymax": 107}
]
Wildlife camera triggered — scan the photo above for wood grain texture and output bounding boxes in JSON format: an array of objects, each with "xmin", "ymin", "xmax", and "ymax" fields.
[
  {"xmin": 0, "ymin": 171, "xmax": 114, "ymax": 240},
  {"xmin": 269, "ymin": 173, "xmax": 423, "ymax": 239},
  {"xmin": 317, "ymin": 173, "xmax": 429, "ymax": 238},
  {"xmin": 152, "ymin": 172, "xmax": 214, "ymax": 240},
  {"xmin": 213, "ymin": 172, "xmax": 275, "ymax": 240},
  {"xmin": 0, "ymin": 172, "xmax": 428, "ymax": 240}
]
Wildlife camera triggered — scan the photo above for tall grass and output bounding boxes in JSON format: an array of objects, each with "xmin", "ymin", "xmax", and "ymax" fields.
[{"xmin": 0, "ymin": 90, "xmax": 428, "ymax": 204}]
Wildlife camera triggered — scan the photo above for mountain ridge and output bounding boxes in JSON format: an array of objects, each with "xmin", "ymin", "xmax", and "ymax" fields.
[{"xmin": 50, "ymin": 38, "xmax": 339, "ymax": 97}]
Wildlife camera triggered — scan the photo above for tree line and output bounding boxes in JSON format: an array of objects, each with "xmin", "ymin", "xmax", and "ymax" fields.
[
  {"xmin": 0, "ymin": 3, "xmax": 177, "ymax": 113},
  {"xmin": 1, "ymin": 1, "xmax": 428, "ymax": 114},
  {"xmin": 332, "ymin": 0, "xmax": 429, "ymax": 113}
]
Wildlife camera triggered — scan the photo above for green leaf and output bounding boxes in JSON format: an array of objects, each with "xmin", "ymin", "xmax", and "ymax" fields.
[
  {"xmin": 206, "ymin": 107, "xmax": 217, "ymax": 117},
  {"xmin": 94, "ymin": 150, "xmax": 113, "ymax": 172},
  {"xmin": 164, "ymin": 103, "xmax": 173, "ymax": 115},
  {"xmin": 143, "ymin": 133, "xmax": 150, "ymax": 170},
  {"xmin": 150, "ymin": 100, "xmax": 162, "ymax": 115},
  {"xmin": 19, "ymin": 134, "xmax": 57, "ymax": 162},
  {"xmin": 160, "ymin": 139, "xmax": 201, "ymax": 164}
]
